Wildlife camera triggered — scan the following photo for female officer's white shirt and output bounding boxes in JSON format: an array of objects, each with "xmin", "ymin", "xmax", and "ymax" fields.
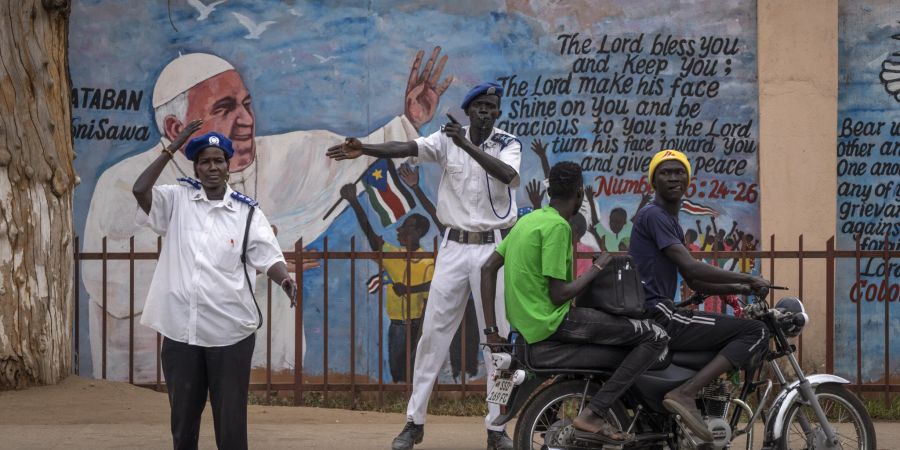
[{"xmin": 137, "ymin": 181, "xmax": 285, "ymax": 347}]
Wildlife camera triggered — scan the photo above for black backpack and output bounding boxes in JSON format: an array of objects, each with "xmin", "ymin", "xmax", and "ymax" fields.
[{"xmin": 576, "ymin": 255, "xmax": 646, "ymax": 318}]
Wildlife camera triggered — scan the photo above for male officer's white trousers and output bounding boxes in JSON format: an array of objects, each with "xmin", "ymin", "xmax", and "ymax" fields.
[{"xmin": 406, "ymin": 238, "xmax": 510, "ymax": 431}]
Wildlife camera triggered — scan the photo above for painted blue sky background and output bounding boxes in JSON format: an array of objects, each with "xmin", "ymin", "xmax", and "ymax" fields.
[
  {"xmin": 70, "ymin": 0, "xmax": 760, "ymax": 379},
  {"xmin": 835, "ymin": 0, "xmax": 900, "ymax": 383}
]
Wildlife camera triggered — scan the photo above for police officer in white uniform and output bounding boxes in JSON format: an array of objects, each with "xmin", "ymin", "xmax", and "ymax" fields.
[
  {"xmin": 82, "ymin": 50, "xmax": 451, "ymax": 381},
  {"xmin": 133, "ymin": 124, "xmax": 298, "ymax": 450},
  {"xmin": 327, "ymin": 82, "xmax": 519, "ymax": 450}
]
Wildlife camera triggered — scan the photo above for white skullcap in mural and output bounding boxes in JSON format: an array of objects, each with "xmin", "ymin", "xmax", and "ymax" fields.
[{"xmin": 152, "ymin": 53, "xmax": 235, "ymax": 107}]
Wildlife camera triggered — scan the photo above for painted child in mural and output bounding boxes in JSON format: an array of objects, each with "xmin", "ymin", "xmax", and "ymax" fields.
[
  {"xmin": 339, "ymin": 181, "xmax": 434, "ymax": 384},
  {"xmin": 82, "ymin": 48, "xmax": 453, "ymax": 381},
  {"xmin": 586, "ymin": 187, "xmax": 652, "ymax": 252}
]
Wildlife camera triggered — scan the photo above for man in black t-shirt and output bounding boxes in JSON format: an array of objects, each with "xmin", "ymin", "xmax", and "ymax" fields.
[{"xmin": 629, "ymin": 149, "xmax": 770, "ymax": 442}]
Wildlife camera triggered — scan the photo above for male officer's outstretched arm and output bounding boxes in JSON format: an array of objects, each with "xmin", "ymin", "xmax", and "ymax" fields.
[{"xmin": 326, "ymin": 137, "xmax": 419, "ymax": 160}]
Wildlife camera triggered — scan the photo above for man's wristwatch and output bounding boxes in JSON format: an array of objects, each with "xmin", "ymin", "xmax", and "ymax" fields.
[{"xmin": 483, "ymin": 326, "xmax": 499, "ymax": 335}]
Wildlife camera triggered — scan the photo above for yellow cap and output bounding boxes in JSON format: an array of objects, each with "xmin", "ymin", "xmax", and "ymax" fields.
[{"xmin": 648, "ymin": 149, "xmax": 691, "ymax": 184}]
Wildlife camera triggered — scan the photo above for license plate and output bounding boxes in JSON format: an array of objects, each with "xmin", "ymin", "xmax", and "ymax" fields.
[{"xmin": 487, "ymin": 377, "xmax": 515, "ymax": 405}]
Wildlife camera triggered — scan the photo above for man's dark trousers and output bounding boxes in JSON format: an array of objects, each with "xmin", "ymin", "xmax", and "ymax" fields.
[{"xmin": 161, "ymin": 333, "xmax": 255, "ymax": 450}]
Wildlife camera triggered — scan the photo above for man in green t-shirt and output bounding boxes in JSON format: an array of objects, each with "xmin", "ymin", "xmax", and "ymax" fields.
[{"xmin": 480, "ymin": 162, "xmax": 668, "ymax": 445}]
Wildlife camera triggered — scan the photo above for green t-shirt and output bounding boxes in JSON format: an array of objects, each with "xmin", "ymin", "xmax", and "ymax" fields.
[{"xmin": 496, "ymin": 206, "xmax": 573, "ymax": 344}]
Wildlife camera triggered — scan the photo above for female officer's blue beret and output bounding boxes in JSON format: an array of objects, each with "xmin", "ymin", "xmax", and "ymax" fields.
[{"xmin": 184, "ymin": 132, "xmax": 234, "ymax": 161}]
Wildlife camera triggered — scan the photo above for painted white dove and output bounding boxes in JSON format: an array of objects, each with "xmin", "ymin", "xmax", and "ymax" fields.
[
  {"xmin": 313, "ymin": 54, "xmax": 339, "ymax": 63},
  {"xmin": 186, "ymin": 0, "xmax": 226, "ymax": 21},
  {"xmin": 232, "ymin": 12, "xmax": 276, "ymax": 40}
]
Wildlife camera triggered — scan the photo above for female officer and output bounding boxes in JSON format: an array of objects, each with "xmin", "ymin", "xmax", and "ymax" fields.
[{"xmin": 133, "ymin": 120, "xmax": 297, "ymax": 450}]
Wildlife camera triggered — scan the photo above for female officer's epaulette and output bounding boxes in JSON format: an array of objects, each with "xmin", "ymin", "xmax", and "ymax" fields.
[
  {"xmin": 230, "ymin": 191, "xmax": 259, "ymax": 207},
  {"xmin": 490, "ymin": 133, "xmax": 521, "ymax": 150},
  {"xmin": 177, "ymin": 177, "xmax": 202, "ymax": 189}
]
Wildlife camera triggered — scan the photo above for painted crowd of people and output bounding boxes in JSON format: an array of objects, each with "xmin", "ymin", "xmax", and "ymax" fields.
[{"xmin": 98, "ymin": 49, "xmax": 767, "ymax": 450}]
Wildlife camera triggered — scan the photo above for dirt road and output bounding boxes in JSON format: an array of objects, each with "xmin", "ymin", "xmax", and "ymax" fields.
[{"xmin": 0, "ymin": 376, "xmax": 896, "ymax": 449}]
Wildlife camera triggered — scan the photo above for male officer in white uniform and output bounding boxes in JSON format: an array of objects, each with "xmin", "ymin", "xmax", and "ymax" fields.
[
  {"xmin": 327, "ymin": 82, "xmax": 519, "ymax": 450},
  {"xmin": 82, "ymin": 49, "xmax": 452, "ymax": 381}
]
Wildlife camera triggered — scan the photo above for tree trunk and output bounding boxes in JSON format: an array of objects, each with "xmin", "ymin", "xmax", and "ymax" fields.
[{"xmin": 0, "ymin": 0, "xmax": 75, "ymax": 389}]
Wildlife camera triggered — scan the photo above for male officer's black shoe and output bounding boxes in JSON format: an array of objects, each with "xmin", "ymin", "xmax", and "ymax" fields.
[
  {"xmin": 487, "ymin": 430, "xmax": 513, "ymax": 450},
  {"xmin": 391, "ymin": 421, "xmax": 424, "ymax": 450}
]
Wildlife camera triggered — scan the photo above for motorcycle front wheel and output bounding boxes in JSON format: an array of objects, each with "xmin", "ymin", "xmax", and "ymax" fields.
[
  {"xmin": 780, "ymin": 383, "xmax": 876, "ymax": 450},
  {"xmin": 513, "ymin": 379, "xmax": 630, "ymax": 450}
]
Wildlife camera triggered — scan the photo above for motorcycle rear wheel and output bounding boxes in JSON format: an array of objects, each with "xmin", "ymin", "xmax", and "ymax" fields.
[
  {"xmin": 779, "ymin": 384, "xmax": 876, "ymax": 450},
  {"xmin": 513, "ymin": 379, "xmax": 630, "ymax": 450}
]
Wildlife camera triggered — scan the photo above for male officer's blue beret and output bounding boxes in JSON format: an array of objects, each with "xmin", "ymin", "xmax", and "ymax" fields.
[
  {"xmin": 184, "ymin": 132, "xmax": 234, "ymax": 161},
  {"xmin": 460, "ymin": 82, "xmax": 504, "ymax": 110}
]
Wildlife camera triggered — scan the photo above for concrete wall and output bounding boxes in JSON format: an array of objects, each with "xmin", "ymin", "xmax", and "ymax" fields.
[{"xmin": 758, "ymin": 0, "xmax": 838, "ymax": 370}]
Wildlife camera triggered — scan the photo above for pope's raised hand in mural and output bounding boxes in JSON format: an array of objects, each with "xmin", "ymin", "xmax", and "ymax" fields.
[{"xmin": 405, "ymin": 46, "xmax": 454, "ymax": 130}]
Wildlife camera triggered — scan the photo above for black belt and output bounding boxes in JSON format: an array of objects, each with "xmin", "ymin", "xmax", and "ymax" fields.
[{"xmin": 446, "ymin": 227, "xmax": 511, "ymax": 245}]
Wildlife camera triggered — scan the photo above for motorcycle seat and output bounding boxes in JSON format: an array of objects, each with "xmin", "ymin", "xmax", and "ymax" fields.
[{"xmin": 522, "ymin": 340, "xmax": 671, "ymax": 373}]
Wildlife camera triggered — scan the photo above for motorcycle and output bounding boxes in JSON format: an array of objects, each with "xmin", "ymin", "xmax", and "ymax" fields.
[{"xmin": 486, "ymin": 288, "xmax": 876, "ymax": 449}]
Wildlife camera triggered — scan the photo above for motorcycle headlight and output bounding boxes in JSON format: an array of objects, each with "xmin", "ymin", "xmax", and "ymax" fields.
[{"xmin": 775, "ymin": 297, "xmax": 808, "ymax": 337}]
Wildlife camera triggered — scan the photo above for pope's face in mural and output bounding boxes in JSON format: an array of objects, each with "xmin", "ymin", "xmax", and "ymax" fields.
[{"xmin": 177, "ymin": 70, "xmax": 255, "ymax": 172}]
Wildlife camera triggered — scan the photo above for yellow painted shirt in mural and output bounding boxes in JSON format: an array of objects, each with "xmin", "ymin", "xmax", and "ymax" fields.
[{"xmin": 383, "ymin": 243, "xmax": 434, "ymax": 321}]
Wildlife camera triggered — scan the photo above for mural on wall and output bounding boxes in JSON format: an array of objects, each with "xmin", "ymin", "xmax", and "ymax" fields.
[
  {"xmin": 836, "ymin": 0, "xmax": 900, "ymax": 384},
  {"xmin": 70, "ymin": 0, "xmax": 760, "ymax": 383}
]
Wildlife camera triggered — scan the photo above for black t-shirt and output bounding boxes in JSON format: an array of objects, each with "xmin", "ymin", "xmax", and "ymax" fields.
[{"xmin": 628, "ymin": 202, "xmax": 685, "ymax": 309}]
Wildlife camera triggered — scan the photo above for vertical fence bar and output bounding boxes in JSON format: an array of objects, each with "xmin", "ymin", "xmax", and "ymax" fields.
[
  {"xmin": 73, "ymin": 236, "xmax": 80, "ymax": 375},
  {"xmin": 826, "ymin": 236, "xmax": 835, "ymax": 375},
  {"xmin": 323, "ymin": 238, "xmax": 329, "ymax": 406},
  {"xmin": 129, "ymin": 236, "xmax": 135, "ymax": 384},
  {"xmin": 884, "ymin": 233, "xmax": 891, "ymax": 404},
  {"xmin": 855, "ymin": 235, "xmax": 862, "ymax": 392},
  {"xmin": 406, "ymin": 246, "xmax": 413, "ymax": 396},
  {"xmin": 768, "ymin": 235, "xmax": 775, "ymax": 307},
  {"xmin": 350, "ymin": 237, "xmax": 357, "ymax": 408},
  {"xmin": 739, "ymin": 237, "xmax": 746, "ymax": 309},
  {"xmin": 798, "ymin": 235, "xmax": 804, "ymax": 368},
  {"xmin": 156, "ymin": 236, "xmax": 162, "ymax": 391},
  {"xmin": 101, "ymin": 237, "xmax": 108, "ymax": 379},
  {"xmin": 266, "ymin": 277, "xmax": 272, "ymax": 397},
  {"xmin": 378, "ymin": 246, "xmax": 385, "ymax": 410},
  {"xmin": 294, "ymin": 238, "xmax": 304, "ymax": 406}
]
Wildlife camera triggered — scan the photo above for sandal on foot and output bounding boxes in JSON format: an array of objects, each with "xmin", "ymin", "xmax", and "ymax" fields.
[{"xmin": 572, "ymin": 419, "xmax": 633, "ymax": 444}]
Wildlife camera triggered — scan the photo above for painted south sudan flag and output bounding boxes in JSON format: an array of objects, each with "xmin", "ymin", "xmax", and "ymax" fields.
[{"xmin": 363, "ymin": 159, "xmax": 416, "ymax": 227}]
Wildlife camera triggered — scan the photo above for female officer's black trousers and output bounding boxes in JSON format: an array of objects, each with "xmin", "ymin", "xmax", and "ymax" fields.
[{"xmin": 161, "ymin": 333, "xmax": 255, "ymax": 450}]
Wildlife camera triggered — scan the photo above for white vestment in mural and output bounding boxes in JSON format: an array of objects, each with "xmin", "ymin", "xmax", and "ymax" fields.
[{"xmin": 83, "ymin": 116, "xmax": 418, "ymax": 381}]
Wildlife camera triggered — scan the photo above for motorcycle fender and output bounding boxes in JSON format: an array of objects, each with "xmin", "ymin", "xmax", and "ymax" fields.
[
  {"xmin": 764, "ymin": 374, "xmax": 850, "ymax": 443},
  {"xmin": 490, "ymin": 374, "xmax": 549, "ymax": 427}
]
